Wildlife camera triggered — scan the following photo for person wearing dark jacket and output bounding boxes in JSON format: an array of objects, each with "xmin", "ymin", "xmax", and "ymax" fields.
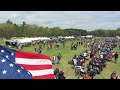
[
  {"xmin": 57, "ymin": 53, "xmax": 62, "ymax": 64},
  {"xmin": 114, "ymin": 52, "xmax": 118, "ymax": 64}
]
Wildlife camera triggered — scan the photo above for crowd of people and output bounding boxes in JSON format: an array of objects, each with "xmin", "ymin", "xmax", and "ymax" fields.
[
  {"xmin": 52, "ymin": 53, "xmax": 62, "ymax": 64},
  {"xmin": 68, "ymin": 38, "xmax": 119, "ymax": 79}
]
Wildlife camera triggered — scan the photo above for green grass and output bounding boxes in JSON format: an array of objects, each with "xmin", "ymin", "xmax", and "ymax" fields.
[
  {"xmin": 1, "ymin": 40, "xmax": 120, "ymax": 79},
  {"xmin": 42, "ymin": 41, "xmax": 87, "ymax": 79},
  {"xmin": 0, "ymin": 39, "xmax": 5, "ymax": 45}
]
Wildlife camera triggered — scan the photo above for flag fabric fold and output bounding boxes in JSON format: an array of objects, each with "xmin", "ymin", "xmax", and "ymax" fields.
[{"xmin": 0, "ymin": 45, "xmax": 55, "ymax": 79}]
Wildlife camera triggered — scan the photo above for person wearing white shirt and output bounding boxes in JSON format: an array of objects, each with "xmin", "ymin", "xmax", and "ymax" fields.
[
  {"xmin": 52, "ymin": 55, "xmax": 56, "ymax": 64},
  {"xmin": 83, "ymin": 52, "xmax": 87, "ymax": 57},
  {"xmin": 73, "ymin": 58, "xmax": 77, "ymax": 66},
  {"xmin": 100, "ymin": 54, "xmax": 103, "ymax": 59}
]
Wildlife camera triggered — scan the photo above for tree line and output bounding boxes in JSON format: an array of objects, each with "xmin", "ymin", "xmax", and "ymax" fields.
[{"xmin": 0, "ymin": 20, "xmax": 120, "ymax": 39}]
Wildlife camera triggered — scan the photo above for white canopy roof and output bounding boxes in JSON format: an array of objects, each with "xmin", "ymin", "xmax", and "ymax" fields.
[
  {"xmin": 17, "ymin": 37, "xmax": 51, "ymax": 43},
  {"xmin": 17, "ymin": 39, "xmax": 32, "ymax": 43},
  {"xmin": 64, "ymin": 36, "xmax": 75, "ymax": 39}
]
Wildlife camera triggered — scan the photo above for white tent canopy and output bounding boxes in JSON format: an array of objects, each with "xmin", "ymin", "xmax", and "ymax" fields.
[
  {"xmin": 25, "ymin": 37, "xmax": 51, "ymax": 41},
  {"xmin": 64, "ymin": 36, "xmax": 75, "ymax": 39},
  {"xmin": 7, "ymin": 37, "xmax": 51, "ymax": 44},
  {"xmin": 24, "ymin": 38, "xmax": 40, "ymax": 41},
  {"xmin": 39, "ymin": 37, "xmax": 51, "ymax": 41},
  {"xmin": 17, "ymin": 39, "xmax": 32, "ymax": 44}
]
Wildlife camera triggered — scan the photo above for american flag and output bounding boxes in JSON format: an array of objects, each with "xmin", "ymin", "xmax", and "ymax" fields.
[{"xmin": 0, "ymin": 45, "xmax": 55, "ymax": 79}]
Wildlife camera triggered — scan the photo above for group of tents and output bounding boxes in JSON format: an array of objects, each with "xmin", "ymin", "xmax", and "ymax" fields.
[
  {"xmin": 5, "ymin": 37, "xmax": 51, "ymax": 47},
  {"xmin": 5, "ymin": 36, "xmax": 76, "ymax": 47}
]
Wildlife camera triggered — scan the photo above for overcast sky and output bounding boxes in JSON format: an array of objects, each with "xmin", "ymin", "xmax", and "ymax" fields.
[{"xmin": 0, "ymin": 11, "xmax": 120, "ymax": 31}]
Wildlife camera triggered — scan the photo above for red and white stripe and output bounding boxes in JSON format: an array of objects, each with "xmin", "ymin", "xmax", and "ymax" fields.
[{"xmin": 15, "ymin": 50, "xmax": 55, "ymax": 79}]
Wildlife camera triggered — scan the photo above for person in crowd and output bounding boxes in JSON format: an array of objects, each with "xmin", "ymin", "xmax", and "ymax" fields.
[
  {"xmin": 52, "ymin": 55, "xmax": 56, "ymax": 64},
  {"xmin": 114, "ymin": 52, "xmax": 118, "ymax": 64},
  {"xmin": 16, "ymin": 43, "xmax": 19, "ymax": 49},
  {"xmin": 54, "ymin": 66, "xmax": 60, "ymax": 79},
  {"xmin": 100, "ymin": 54, "xmax": 103, "ymax": 59},
  {"xmin": 38, "ymin": 48, "xmax": 42, "ymax": 54},
  {"xmin": 90, "ymin": 53, "xmax": 93, "ymax": 59},
  {"xmin": 89, "ymin": 69, "xmax": 95, "ymax": 79},
  {"xmin": 35, "ymin": 47, "xmax": 37, "ymax": 52},
  {"xmin": 74, "ymin": 44, "xmax": 77, "ymax": 50},
  {"xmin": 58, "ymin": 70, "xmax": 65, "ymax": 79},
  {"xmin": 81, "ymin": 41, "xmax": 83, "ymax": 46},
  {"xmin": 54, "ymin": 66, "xmax": 65, "ymax": 79},
  {"xmin": 83, "ymin": 72, "xmax": 92, "ymax": 79},
  {"xmin": 50, "ymin": 43, "xmax": 52, "ymax": 50},
  {"xmin": 83, "ymin": 50, "xmax": 87, "ymax": 60},
  {"xmin": 57, "ymin": 53, "xmax": 62, "ymax": 64},
  {"xmin": 79, "ymin": 41, "xmax": 80, "ymax": 46},
  {"xmin": 74, "ymin": 54, "xmax": 77, "ymax": 58},
  {"xmin": 43, "ymin": 40, "xmax": 46, "ymax": 47},
  {"xmin": 39, "ymin": 44, "xmax": 42, "ymax": 49},
  {"xmin": 63, "ymin": 42, "xmax": 65, "ymax": 47},
  {"xmin": 110, "ymin": 71, "xmax": 120, "ymax": 79},
  {"xmin": 55, "ymin": 43, "xmax": 59, "ymax": 50},
  {"xmin": 18, "ymin": 44, "xmax": 22, "ymax": 50},
  {"xmin": 73, "ymin": 57, "xmax": 77, "ymax": 66},
  {"xmin": 71, "ymin": 43, "xmax": 74, "ymax": 50}
]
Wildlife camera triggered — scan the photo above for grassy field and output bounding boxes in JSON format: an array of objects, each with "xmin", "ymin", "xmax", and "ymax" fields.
[{"xmin": 1, "ymin": 40, "xmax": 120, "ymax": 79}]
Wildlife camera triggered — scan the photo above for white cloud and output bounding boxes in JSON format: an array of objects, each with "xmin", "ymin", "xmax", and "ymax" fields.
[{"xmin": 0, "ymin": 11, "xmax": 120, "ymax": 30}]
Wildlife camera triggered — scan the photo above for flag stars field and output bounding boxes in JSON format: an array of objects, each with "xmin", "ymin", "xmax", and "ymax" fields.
[
  {"xmin": 9, "ymin": 63, "xmax": 14, "ymax": 67},
  {"xmin": 17, "ymin": 69, "xmax": 21, "ymax": 73},
  {"xmin": 1, "ymin": 50, "xmax": 4, "ymax": 53},
  {"xmin": 2, "ymin": 70, "xmax": 7, "ymax": 74},
  {"xmin": 21, "ymin": 67, "xmax": 24, "ymax": 69},
  {"xmin": 0, "ymin": 45, "xmax": 55, "ymax": 79},
  {"xmin": 27, "ymin": 72, "xmax": 31, "ymax": 75},
  {"xmin": 1, "ymin": 59, "xmax": 6, "ymax": 63},
  {"xmin": 6, "ymin": 55, "xmax": 9, "ymax": 59},
  {"xmin": 11, "ymin": 53, "xmax": 14, "ymax": 56}
]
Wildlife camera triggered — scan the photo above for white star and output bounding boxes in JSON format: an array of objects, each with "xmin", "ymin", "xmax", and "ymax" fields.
[
  {"xmin": 6, "ymin": 55, "xmax": 9, "ymax": 59},
  {"xmin": 17, "ymin": 69, "xmax": 21, "ymax": 73},
  {"xmin": 1, "ymin": 50, "xmax": 4, "ymax": 53},
  {"xmin": 1, "ymin": 59, "xmax": 6, "ymax": 62},
  {"xmin": 27, "ymin": 72, "xmax": 31, "ymax": 74},
  {"xmin": 11, "ymin": 53, "xmax": 14, "ymax": 56},
  {"xmin": 21, "ymin": 67, "xmax": 24, "ymax": 69},
  {"xmin": 9, "ymin": 63, "xmax": 14, "ymax": 67},
  {"xmin": 2, "ymin": 70, "xmax": 7, "ymax": 74}
]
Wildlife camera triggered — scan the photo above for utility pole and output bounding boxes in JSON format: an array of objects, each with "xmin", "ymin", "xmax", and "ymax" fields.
[{"xmin": 23, "ymin": 21, "xmax": 26, "ymax": 37}]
